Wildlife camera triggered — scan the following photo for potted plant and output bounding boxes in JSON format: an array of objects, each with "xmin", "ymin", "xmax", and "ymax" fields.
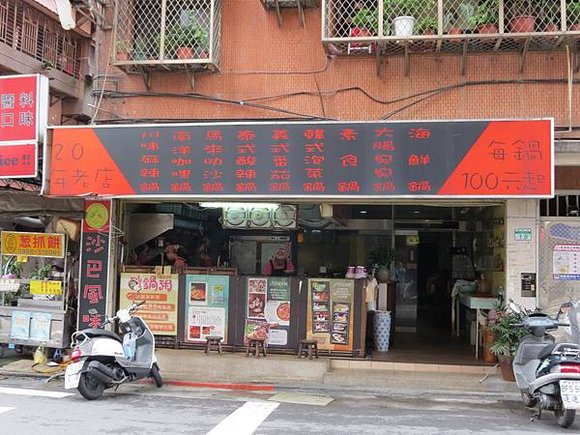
[
  {"xmin": 368, "ymin": 245, "xmax": 395, "ymax": 283},
  {"xmin": 385, "ymin": 0, "xmax": 419, "ymax": 37},
  {"xmin": 132, "ymin": 35, "xmax": 149, "ymax": 61},
  {"xmin": 506, "ymin": 0, "xmax": 537, "ymax": 33},
  {"xmin": 349, "ymin": 5, "xmax": 379, "ymax": 53},
  {"xmin": 468, "ymin": 0, "xmax": 499, "ymax": 34},
  {"xmin": 116, "ymin": 40, "xmax": 131, "ymax": 61},
  {"xmin": 568, "ymin": 1, "xmax": 580, "ymax": 31},
  {"xmin": 539, "ymin": 0, "xmax": 560, "ymax": 32},
  {"xmin": 488, "ymin": 306, "xmax": 527, "ymax": 381},
  {"xmin": 166, "ymin": 11, "xmax": 210, "ymax": 60}
]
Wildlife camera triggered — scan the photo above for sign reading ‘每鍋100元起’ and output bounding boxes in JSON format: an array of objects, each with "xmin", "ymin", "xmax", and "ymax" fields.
[{"xmin": 46, "ymin": 119, "xmax": 553, "ymax": 198}]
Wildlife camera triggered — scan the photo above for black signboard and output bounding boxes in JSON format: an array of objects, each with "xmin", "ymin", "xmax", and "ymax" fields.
[{"xmin": 48, "ymin": 119, "xmax": 552, "ymax": 198}]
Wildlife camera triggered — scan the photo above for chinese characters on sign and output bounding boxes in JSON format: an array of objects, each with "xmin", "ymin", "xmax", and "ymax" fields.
[
  {"xmin": 0, "ymin": 74, "xmax": 48, "ymax": 178},
  {"xmin": 119, "ymin": 272, "xmax": 179, "ymax": 335},
  {"xmin": 78, "ymin": 200, "xmax": 111, "ymax": 330},
  {"xmin": 48, "ymin": 120, "xmax": 553, "ymax": 197},
  {"xmin": 1, "ymin": 231, "xmax": 65, "ymax": 258}
]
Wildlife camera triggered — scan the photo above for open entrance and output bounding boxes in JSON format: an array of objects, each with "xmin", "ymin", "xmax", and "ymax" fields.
[{"xmin": 121, "ymin": 200, "xmax": 505, "ymax": 364}]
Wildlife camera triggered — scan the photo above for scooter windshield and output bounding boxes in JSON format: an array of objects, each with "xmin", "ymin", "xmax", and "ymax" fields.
[{"xmin": 561, "ymin": 300, "xmax": 580, "ymax": 346}]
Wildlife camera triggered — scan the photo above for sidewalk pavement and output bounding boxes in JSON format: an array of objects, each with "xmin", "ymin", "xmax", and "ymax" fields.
[{"xmin": 0, "ymin": 348, "xmax": 521, "ymax": 402}]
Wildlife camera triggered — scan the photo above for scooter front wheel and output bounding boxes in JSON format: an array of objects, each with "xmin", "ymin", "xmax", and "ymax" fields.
[
  {"xmin": 150, "ymin": 363, "xmax": 163, "ymax": 388},
  {"xmin": 554, "ymin": 408, "xmax": 576, "ymax": 428},
  {"xmin": 77, "ymin": 372, "xmax": 105, "ymax": 400}
]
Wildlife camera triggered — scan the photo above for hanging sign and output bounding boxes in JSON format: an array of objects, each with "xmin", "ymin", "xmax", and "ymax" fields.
[
  {"xmin": 77, "ymin": 199, "xmax": 111, "ymax": 329},
  {"xmin": 1, "ymin": 231, "xmax": 65, "ymax": 258},
  {"xmin": 0, "ymin": 74, "xmax": 49, "ymax": 178}
]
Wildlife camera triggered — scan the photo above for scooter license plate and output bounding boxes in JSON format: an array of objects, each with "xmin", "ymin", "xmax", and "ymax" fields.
[
  {"xmin": 560, "ymin": 380, "xmax": 580, "ymax": 410},
  {"xmin": 64, "ymin": 361, "xmax": 84, "ymax": 390}
]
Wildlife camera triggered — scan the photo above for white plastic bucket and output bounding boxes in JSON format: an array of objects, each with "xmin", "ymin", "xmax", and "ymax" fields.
[{"xmin": 393, "ymin": 16, "xmax": 415, "ymax": 37}]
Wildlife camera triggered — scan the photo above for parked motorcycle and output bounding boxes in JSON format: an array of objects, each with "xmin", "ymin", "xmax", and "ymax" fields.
[
  {"xmin": 512, "ymin": 300, "xmax": 580, "ymax": 428},
  {"xmin": 64, "ymin": 294, "xmax": 163, "ymax": 400}
]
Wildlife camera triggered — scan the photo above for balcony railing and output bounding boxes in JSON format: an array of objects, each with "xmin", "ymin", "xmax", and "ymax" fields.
[
  {"xmin": 113, "ymin": 0, "xmax": 221, "ymax": 72},
  {"xmin": 322, "ymin": 0, "xmax": 580, "ymax": 56},
  {"xmin": 0, "ymin": 0, "xmax": 83, "ymax": 77}
]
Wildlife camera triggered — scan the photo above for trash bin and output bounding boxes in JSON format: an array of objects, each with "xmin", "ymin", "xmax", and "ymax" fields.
[{"xmin": 374, "ymin": 310, "xmax": 391, "ymax": 352}]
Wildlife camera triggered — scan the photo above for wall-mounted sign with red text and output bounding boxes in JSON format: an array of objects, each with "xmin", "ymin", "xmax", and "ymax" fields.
[
  {"xmin": 45, "ymin": 119, "xmax": 553, "ymax": 198},
  {"xmin": 0, "ymin": 74, "xmax": 49, "ymax": 178}
]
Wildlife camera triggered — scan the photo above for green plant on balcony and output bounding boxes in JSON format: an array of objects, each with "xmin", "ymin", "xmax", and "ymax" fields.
[
  {"xmin": 116, "ymin": 40, "xmax": 131, "ymax": 61},
  {"xmin": 537, "ymin": 0, "xmax": 560, "ymax": 31},
  {"xmin": 568, "ymin": 1, "xmax": 580, "ymax": 31},
  {"xmin": 351, "ymin": 6, "xmax": 379, "ymax": 34},
  {"xmin": 165, "ymin": 11, "xmax": 209, "ymax": 59},
  {"xmin": 467, "ymin": 0, "xmax": 499, "ymax": 33},
  {"xmin": 416, "ymin": 16, "xmax": 438, "ymax": 35}
]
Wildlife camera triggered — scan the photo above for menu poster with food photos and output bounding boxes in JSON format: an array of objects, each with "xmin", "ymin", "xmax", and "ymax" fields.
[
  {"xmin": 310, "ymin": 280, "xmax": 331, "ymax": 334},
  {"xmin": 307, "ymin": 279, "xmax": 355, "ymax": 351},
  {"xmin": 119, "ymin": 272, "xmax": 179, "ymax": 335},
  {"xmin": 185, "ymin": 275, "xmax": 229, "ymax": 343},
  {"xmin": 245, "ymin": 277, "xmax": 291, "ymax": 346}
]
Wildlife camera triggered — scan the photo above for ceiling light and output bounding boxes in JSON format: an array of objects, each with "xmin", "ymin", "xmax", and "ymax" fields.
[
  {"xmin": 359, "ymin": 210, "xmax": 368, "ymax": 214},
  {"xmin": 413, "ymin": 210, "xmax": 421, "ymax": 214}
]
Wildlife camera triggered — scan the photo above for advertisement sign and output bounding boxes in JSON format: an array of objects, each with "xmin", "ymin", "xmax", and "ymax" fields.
[
  {"xmin": 29, "ymin": 312, "xmax": 52, "ymax": 342},
  {"xmin": 9, "ymin": 311, "xmax": 31, "ymax": 340},
  {"xmin": 185, "ymin": 274, "xmax": 229, "ymax": 343},
  {"xmin": 307, "ymin": 279, "xmax": 355, "ymax": 351},
  {"xmin": 0, "ymin": 74, "xmax": 49, "ymax": 178},
  {"xmin": 47, "ymin": 119, "xmax": 553, "ymax": 198},
  {"xmin": 30, "ymin": 280, "xmax": 63, "ymax": 295},
  {"xmin": 553, "ymin": 244, "xmax": 580, "ymax": 281},
  {"xmin": 77, "ymin": 200, "xmax": 111, "ymax": 329},
  {"xmin": 1, "ymin": 231, "xmax": 65, "ymax": 258},
  {"xmin": 120, "ymin": 272, "xmax": 179, "ymax": 335},
  {"xmin": 245, "ymin": 277, "xmax": 291, "ymax": 346}
]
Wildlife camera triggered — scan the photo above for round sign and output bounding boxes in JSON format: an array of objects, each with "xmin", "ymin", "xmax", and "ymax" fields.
[{"xmin": 85, "ymin": 203, "xmax": 109, "ymax": 229}]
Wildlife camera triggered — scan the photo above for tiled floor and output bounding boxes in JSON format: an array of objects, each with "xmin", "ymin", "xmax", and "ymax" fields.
[{"xmin": 366, "ymin": 329, "xmax": 496, "ymax": 367}]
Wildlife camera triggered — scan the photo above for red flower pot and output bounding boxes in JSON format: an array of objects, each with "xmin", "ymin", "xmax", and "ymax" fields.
[
  {"xmin": 570, "ymin": 24, "xmax": 580, "ymax": 32},
  {"xmin": 478, "ymin": 24, "xmax": 498, "ymax": 34},
  {"xmin": 176, "ymin": 47, "xmax": 194, "ymax": 59},
  {"xmin": 509, "ymin": 15, "xmax": 536, "ymax": 33},
  {"xmin": 544, "ymin": 23, "xmax": 559, "ymax": 33}
]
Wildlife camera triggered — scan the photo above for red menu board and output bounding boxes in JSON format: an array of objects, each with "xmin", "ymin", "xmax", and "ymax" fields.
[{"xmin": 46, "ymin": 119, "xmax": 553, "ymax": 198}]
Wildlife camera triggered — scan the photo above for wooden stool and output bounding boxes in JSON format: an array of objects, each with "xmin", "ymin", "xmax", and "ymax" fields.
[
  {"xmin": 205, "ymin": 336, "xmax": 223, "ymax": 354},
  {"xmin": 246, "ymin": 338, "xmax": 267, "ymax": 358},
  {"xmin": 298, "ymin": 339, "xmax": 319, "ymax": 360}
]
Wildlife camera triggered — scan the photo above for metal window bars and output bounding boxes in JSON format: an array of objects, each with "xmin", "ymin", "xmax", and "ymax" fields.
[
  {"xmin": 113, "ymin": 0, "xmax": 221, "ymax": 72},
  {"xmin": 322, "ymin": 0, "xmax": 580, "ymax": 57},
  {"xmin": 0, "ymin": 0, "xmax": 83, "ymax": 77}
]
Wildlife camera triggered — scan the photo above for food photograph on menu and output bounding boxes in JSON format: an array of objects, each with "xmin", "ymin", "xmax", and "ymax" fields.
[
  {"xmin": 248, "ymin": 292, "xmax": 266, "ymax": 318},
  {"xmin": 330, "ymin": 301, "xmax": 350, "ymax": 345},
  {"xmin": 189, "ymin": 282, "xmax": 207, "ymax": 304}
]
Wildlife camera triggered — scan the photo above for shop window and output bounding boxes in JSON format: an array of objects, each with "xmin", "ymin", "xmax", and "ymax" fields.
[{"xmin": 540, "ymin": 195, "xmax": 580, "ymax": 217}]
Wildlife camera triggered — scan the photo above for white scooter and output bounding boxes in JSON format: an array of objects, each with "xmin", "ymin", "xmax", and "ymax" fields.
[
  {"xmin": 64, "ymin": 297, "xmax": 163, "ymax": 400},
  {"xmin": 512, "ymin": 301, "xmax": 580, "ymax": 428}
]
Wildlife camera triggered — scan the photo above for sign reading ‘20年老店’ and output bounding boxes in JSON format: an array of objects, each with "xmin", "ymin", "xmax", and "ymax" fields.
[{"xmin": 47, "ymin": 119, "xmax": 553, "ymax": 198}]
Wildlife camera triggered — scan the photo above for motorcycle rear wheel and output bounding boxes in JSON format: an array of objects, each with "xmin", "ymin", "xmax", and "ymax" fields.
[
  {"xmin": 78, "ymin": 372, "xmax": 105, "ymax": 400},
  {"xmin": 150, "ymin": 363, "xmax": 163, "ymax": 388},
  {"xmin": 554, "ymin": 408, "xmax": 576, "ymax": 428}
]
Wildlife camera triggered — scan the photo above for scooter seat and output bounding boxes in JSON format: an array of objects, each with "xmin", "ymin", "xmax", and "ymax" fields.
[{"xmin": 81, "ymin": 328, "xmax": 122, "ymax": 342}]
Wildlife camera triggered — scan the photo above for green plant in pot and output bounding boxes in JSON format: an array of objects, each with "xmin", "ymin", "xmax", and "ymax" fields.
[
  {"xmin": 467, "ymin": 0, "xmax": 499, "ymax": 33},
  {"xmin": 368, "ymin": 245, "xmax": 395, "ymax": 283},
  {"xmin": 352, "ymin": 6, "xmax": 379, "ymax": 35},
  {"xmin": 506, "ymin": 0, "xmax": 537, "ymax": 33},
  {"xmin": 538, "ymin": 0, "xmax": 560, "ymax": 32},
  {"xmin": 568, "ymin": 1, "xmax": 580, "ymax": 31},
  {"xmin": 166, "ymin": 11, "xmax": 210, "ymax": 60},
  {"xmin": 488, "ymin": 306, "xmax": 527, "ymax": 381}
]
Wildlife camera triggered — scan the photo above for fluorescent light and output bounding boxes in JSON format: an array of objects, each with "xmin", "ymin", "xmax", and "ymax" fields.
[
  {"xmin": 359, "ymin": 210, "xmax": 368, "ymax": 214},
  {"xmin": 199, "ymin": 202, "xmax": 279, "ymax": 210}
]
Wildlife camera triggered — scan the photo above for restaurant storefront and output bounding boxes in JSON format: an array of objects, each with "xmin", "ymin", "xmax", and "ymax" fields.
[{"xmin": 42, "ymin": 119, "xmax": 553, "ymax": 361}]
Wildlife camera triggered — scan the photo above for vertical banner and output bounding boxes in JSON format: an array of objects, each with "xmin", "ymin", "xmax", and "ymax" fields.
[
  {"xmin": 0, "ymin": 74, "xmax": 49, "ymax": 178},
  {"xmin": 307, "ymin": 279, "xmax": 355, "ymax": 351},
  {"xmin": 245, "ymin": 277, "xmax": 291, "ymax": 347},
  {"xmin": 119, "ymin": 272, "xmax": 179, "ymax": 335},
  {"xmin": 78, "ymin": 200, "xmax": 111, "ymax": 329},
  {"xmin": 185, "ymin": 274, "xmax": 230, "ymax": 343}
]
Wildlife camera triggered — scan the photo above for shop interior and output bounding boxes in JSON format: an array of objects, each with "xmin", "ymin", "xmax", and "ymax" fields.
[{"xmin": 122, "ymin": 200, "xmax": 506, "ymax": 364}]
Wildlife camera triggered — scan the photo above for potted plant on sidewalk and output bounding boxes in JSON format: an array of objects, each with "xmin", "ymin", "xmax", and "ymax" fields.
[{"xmin": 488, "ymin": 306, "xmax": 527, "ymax": 381}]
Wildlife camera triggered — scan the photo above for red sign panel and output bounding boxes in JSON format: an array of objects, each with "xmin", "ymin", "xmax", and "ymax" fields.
[
  {"xmin": 0, "ymin": 143, "xmax": 37, "ymax": 177},
  {"xmin": 46, "ymin": 119, "xmax": 553, "ymax": 198},
  {"xmin": 0, "ymin": 75, "xmax": 40, "ymax": 143}
]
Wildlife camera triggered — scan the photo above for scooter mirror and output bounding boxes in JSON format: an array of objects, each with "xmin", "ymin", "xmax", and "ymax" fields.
[{"xmin": 508, "ymin": 301, "xmax": 521, "ymax": 314}]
